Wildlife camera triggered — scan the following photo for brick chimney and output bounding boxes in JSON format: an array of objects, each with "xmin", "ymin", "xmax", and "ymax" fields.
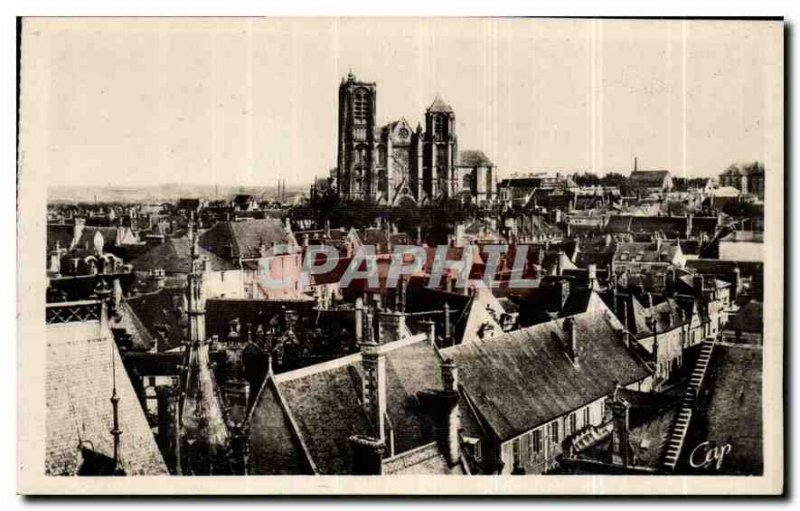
[
  {"xmin": 351, "ymin": 308, "xmax": 388, "ymax": 474},
  {"xmin": 378, "ymin": 309, "xmax": 407, "ymax": 344},
  {"xmin": 443, "ymin": 302, "xmax": 452, "ymax": 344},
  {"xmin": 587, "ymin": 263, "xmax": 597, "ymax": 289},
  {"xmin": 348, "ymin": 435, "xmax": 386, "ymax": 475},
  {"xmin": 354, "ymin": 297, "xmax": 364, "ymax": 343},
  {"xmin": 440, "ymin": 359, "xmax": 461, "ymax": 466},
  {"xmin": 609, "ymin": 388, "xmax": 633, "ymax": 466},
  {"xmin": 693, "ymin": 274, "xmax": 705, "ymax": 295},
  {"xmin": 72, "ymin": 218, "xmax": 85, "ymax": 248},
  {"xmin": 360, "ymin": 308, "xmax": 386, "ymax": 443}
]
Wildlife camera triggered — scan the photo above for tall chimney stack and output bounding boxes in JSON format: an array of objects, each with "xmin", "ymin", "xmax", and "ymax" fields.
[
  {"xmin": 440, "ymin": 359, "xmax": 461, "ymax": 466},
  {"xmin": 609, "ymin": 388, "xmax": 633, "ymax": 466},
  {"xmin": 354, "ymin": 297, "xmax": 364, "ymax": 343}
]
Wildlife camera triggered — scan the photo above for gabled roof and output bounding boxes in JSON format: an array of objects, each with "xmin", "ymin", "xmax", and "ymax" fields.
[
  {"xmin": 200, "ymin": 219, "xmax": 294, "ymax": 260},
  {"xmin": 726, "ymin": 300, "xmax": 763, "ymax": 334},
  {"xmin": 629, "ymin": 170, "xmax": 671, "ymax": 187},
  {"xmin": 427, "ymin": 94, "xmax": 454, "ymax": 113},
  {"xmin": 45, "ymin": 310, "xmax": 168, "ymax": 475},
  {"xmin": 690, "ymin": 216, "xmax": 720, "ymax": 237},
  {"xmin": 129, "ymin": 237, "xmax": 238, "ymax": 273},
  {"xmin": 442, "ymin": 302, "xmax": 650, "ymax": 441},
  {"xmin": 126, "ymin": 288, "xmax": 187, "ymax": 352},
  {"xmin": 455, "ymin": 288, "xmax": 507, "ymax": 344},
  {"xmin": 76, "ymin": 226, "xmax": 121, "ymax": 250},
  {"xmin": 47, "ymin": 224, "xmax": 75, "ymax": 253},
  {"xmin": 247, "ymin": 334, "xmax": 445, "ymax": 474},
  {"xmin": 606, "ymin": 215, "xmax": 688, "ymax": 238},
  {"xmin": 615, "ymin": 241, "xmax": 680, "ymax": 263},
  {"xmin": 458, "ymin": 150, "xmax": 494, "ymax": 168}
]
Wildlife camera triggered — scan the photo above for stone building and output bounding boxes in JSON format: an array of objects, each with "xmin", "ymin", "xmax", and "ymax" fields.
[{"xmin": 335, "ymin": 71, "xmax": 496, "ymax": 205}]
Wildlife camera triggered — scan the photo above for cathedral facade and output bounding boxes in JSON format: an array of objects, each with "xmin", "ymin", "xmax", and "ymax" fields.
[{"xmin": 336, "ymin": 72, "xmax": 496, "ymax": 205}]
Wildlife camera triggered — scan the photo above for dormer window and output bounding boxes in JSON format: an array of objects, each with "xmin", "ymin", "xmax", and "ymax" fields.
[{"xmin": 462, "ymin": 436, "xmax": 482, "ymax": 463}]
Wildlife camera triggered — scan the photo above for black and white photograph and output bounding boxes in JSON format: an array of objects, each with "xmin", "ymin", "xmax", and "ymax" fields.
[{"xmin": 15, "ymin": 16, "xmax": 784, "ymax": 495}]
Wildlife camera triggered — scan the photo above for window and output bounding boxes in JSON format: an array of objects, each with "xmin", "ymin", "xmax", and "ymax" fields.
[
  {"xmin": 512, "ymin": 438, "xmax": 521, "ymax": 465},
  {"xmin": 568, "ymin": 413, "xmax": 577, "ymax": 435},
  {"xmin": 549, "ymin": 421, "xmax": 560, "ymax": 443},
  {"xmin": 532, "ymin": 429, "xmax": 542, "ymax": 454},
  {"xmin": 600, "ymin": 400, "xmax": 605, "ymax": 420},
  {"xmin": 526, "ymin": 432, "xmax": 534, "ymax": 459},
  {"xmin": 582, "ymin": 407, "xmax": 591, "ymax": 427},
  {"xmin": 463, "ymin": 436, "xmax": 481, "ymax": 462}
]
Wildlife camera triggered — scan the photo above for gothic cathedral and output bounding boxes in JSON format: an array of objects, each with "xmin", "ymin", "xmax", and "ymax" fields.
[{"xmin": 336, "ymin": 72, "xmax": 496, "ymax": 205}]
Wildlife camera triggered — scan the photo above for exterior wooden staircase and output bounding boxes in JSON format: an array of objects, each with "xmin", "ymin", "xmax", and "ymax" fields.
[{"xmin": 660, "ymin": 338, "xmax": 716, "ymax": 471}]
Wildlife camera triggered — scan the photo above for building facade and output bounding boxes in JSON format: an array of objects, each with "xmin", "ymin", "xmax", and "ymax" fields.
[{"xmin": 336, "ymin": 72, "xmax": 495, "ymax": 205}]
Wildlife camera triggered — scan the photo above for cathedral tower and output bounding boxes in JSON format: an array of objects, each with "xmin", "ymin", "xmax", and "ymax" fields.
[
  {"xmin": 337, "ymin": 71, "xmax": 378, "ymax": 200},
  {"xmin": 422, "ymin": 95, "xmax": 458, "ymax": 199}
]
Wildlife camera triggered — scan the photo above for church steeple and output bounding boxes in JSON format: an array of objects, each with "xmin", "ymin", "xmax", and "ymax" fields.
[{"xmin": 187, "ymin": 215, "xmax": 207, "ymax": 343}]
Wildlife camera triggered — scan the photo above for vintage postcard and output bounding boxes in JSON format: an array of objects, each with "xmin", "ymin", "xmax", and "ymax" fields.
[{"xmin": 17, "ymin": 17, "xmax": 784, "ymax": 495}]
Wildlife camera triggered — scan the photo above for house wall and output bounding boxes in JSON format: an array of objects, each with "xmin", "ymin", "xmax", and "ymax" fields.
[
  {"xmin": 498, "ymin": 395, "xmax": 608, "ymax": 475},
  {"xmin": 719, "ymin": 241, "xmax": 763, "ymax": 263},
  {"xmin": 244, "ymin": 253, "xmax": 305, "ymax": 299},
  {"xmin": 203, "ymin": 269, "xmax": 245, "ymax": 299}
]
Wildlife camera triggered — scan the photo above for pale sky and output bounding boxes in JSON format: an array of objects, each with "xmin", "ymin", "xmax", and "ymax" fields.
[{"xmin": 20, "ymin": 18, "xmax": 782, "ymax": 187}]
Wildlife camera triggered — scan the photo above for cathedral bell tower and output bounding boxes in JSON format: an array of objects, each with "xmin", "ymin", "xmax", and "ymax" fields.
[
  {"xmin": 423, "ymin": 95, "xmax": 457, "ymax": 200},
  {"xmin": 337, "ymin": 71, "xmax": 378, "ymax": 201}
]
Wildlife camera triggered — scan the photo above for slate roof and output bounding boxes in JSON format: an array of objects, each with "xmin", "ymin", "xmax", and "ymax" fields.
[
  {"xmin": 726, "ymin": 300, "xmax": 763, "ymax": 335},
  {"xmin": 691, "ymin": 344, "xmax": 763, "ymax": 474},
  {"xmin": 47, "ymin": 224, "xmax": 75, "ymax": 253},
  {"xmin": 442, "ymin": 303, "xmax": 650, "ymax": 441},
  {"xmin": 200, "ymin": 219, "xmax": 294, "ymax": 260},
  {"xmin": 575, "ymin": 237, "xmax": 617, "ymax": 269},
  {"xmin": 76, "ymin": 226, "xmax": 120, "ymax": 250},
  {"xmin": 606, "ymin": 215, "xmax": 689, "ymax": 238},
  {"xmin": 45, "ymin": 312, "xmax": 168, "ymax": 475},
  {"xmin": 248, "ymin": 334, "xmax": 445, "ymax": 474},
  {"xmin": 129, "ymin": 237, "xmax": 237, "ymax": 273},
  {"xmin": 634, "ymin": 298, "xmax": 690, "ymax": 345},
  {"xmin": 690, "ymin": 216, "xmax": 720, "ymax": 237},
  {"xmin": 112, "ymin": 300, "xmax": 155, "ymax": 351},
  {"xmin": 615, "ymin": 241, "xmax": 680, "ymax": 263},
  {"xmin": 458, "ymin": 150, "xmax": 494, "ymax": 168},
  {"xmin": 427, "ymin": 95, "xmax": 454, "ymax": 113},
  {"xmin": 126, "ymin": 288, "xmax": 187, "ymax": 352},
  {"xmin": 629, "ymin": 170, "xmax": 670, "ymax": 188}
]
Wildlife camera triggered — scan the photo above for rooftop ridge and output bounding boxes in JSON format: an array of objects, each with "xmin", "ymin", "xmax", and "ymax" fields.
[{"xmin": 275, "ymin": 333, "xmax": 429, "ymax": 383}]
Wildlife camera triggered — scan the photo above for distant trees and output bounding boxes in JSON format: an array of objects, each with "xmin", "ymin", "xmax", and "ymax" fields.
[
  {"xmin": 672, "ymin": 177, "xmax": 708, "ymax": 191},
  {"xmin": 571, "ymin": 172, "xmax": 627, "ymax": 187},
  {"xmin": 298, "ymin": 188, "xmax": 480, "ymax": 244}
]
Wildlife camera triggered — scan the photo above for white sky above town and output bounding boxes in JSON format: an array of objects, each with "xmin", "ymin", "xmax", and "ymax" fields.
[{"xmin": 20, "ymin": 18, "xmax": 782, "ymax": 187}]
